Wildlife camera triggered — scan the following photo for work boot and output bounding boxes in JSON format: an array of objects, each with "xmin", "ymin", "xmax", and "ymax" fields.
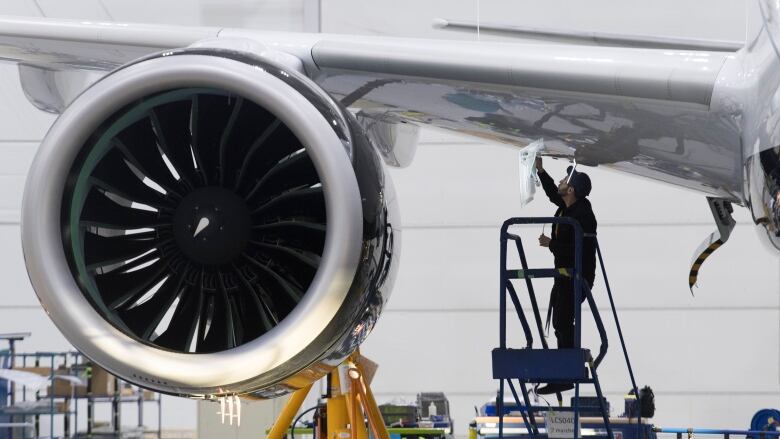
[{"xmin": 536, "ymin": 383, "xmax": 574, "ymax": 395}]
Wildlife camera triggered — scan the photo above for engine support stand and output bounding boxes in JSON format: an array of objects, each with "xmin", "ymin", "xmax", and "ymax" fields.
[
  {"xmin": 267, "ymin": 383, "xmax": 314, "ymax": 439},
  {"xmin": 267, "ymin": 353, "xmax": 389, "ymax": 439}
]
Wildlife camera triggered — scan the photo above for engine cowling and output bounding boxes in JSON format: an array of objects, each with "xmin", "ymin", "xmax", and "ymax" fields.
[
  {"xmin": 746, "ymin": 147, "xmax": 780, "ymax": 252},
  {"xmin": 21, "ymin": 49, "xmax": 399, "ymax": 399}
]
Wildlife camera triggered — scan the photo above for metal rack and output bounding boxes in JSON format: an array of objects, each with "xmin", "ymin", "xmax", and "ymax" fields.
[
  {"xmin": 0, "ymin": 348, "xmax": 74, "ymax": 438},
  {"xmin": 0, "ymin": 347, "xmax": 162, "ymax": 439}
]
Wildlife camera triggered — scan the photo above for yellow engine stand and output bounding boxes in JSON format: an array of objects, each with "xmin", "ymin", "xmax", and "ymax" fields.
[{"xmin": 267, "ymin": 353, "xmax": 389, "ymax": 439}]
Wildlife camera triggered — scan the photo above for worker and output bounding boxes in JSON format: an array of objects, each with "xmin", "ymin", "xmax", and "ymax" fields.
[{"xmin": 534, "ymin": 157, "xmax": 597, "ymax": 395}]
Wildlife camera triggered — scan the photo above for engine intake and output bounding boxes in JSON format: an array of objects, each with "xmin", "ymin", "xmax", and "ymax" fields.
[
  {"xmin": 746, "ymin": 147, "xmax": 780, "ymax": 251},
  {"xmin": 63, "ymin": 87, "xmax": 329, "ymax": 354}
]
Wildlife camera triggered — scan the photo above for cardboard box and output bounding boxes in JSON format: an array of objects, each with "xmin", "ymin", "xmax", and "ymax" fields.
[
  {"xmin": 52, "ymin": 400, "xmax": 69, "ymax": 413},
  {"xmin": 11, "ymin": 366, "xmax": 77, "ymax": 397},
  {"xmin": 88, "ymin": 364, "xmax": 117, "ymax": 397},
  {"xmin": 47, "ymin": 366, "xmax": 83, "ymax": 397},
  {"xmin": 49, "ymin": 379, "xmax": 77, "ymax": 398},
  {"xmin": 47, "ymin": 364, "xmax": 115, "ymax": 398},
  {"xmin": 15, "ymin": 362, "xmax": 118, "ymax": 398}
]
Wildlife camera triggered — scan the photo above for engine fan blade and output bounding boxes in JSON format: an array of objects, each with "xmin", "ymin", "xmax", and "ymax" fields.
[
  {"xmin": 149, "ymin": 103, "xmax": 201, "ymax": 190},
  {"xmin": 90, "ymin": 149, "xmax": 174, "ymax": 209},
  {"xmin": 230, "ymin": 264, "xmax": 276, "ymax": 333},
  {"xmin": 243, "ymin": 253, "xmax": 303, "ymax": 304},
  {"xmin": 251, "ymin": 241, "xmax": 320, "ymax": 280},
  {"xmin": 115, "ymin": 119, "xmax": 186, "ymax": 199},
  {"xmin": 252, "ymin": 186, "xmax": 324, "ymax": 218},
  {"xmin": 83, "ymin": 231, "xmax": 159, "ymax": 271},
  {"xmin": 80, "ymin": 188, "xmax": 167, "ymax": 230},
  {"xmin": 191, "ymin": 94, "xmax": 235, "ymax": 183},
  {"xmin": 244, "ymin": 149, "xmax": 318, "ymax": 202},
  {"xmin": 96, "ymin": 260, "xmax": 170, "ymax": 311},
  {"xmin": 252, "ymin": 220, "xmax": 327, "ymax": 254},
  {"xmin": 117, "ymin": 267, "xmax": 189, "ymax": 340}
]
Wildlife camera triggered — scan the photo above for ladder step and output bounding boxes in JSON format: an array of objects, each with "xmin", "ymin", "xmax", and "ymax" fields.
[
  {"xmin": 505, "ymin": 268, "xmax": 572, "ymax": 279},
  {"xmin": 493, "ymin": 348, "xmax": 590, "ymax": 381},
  {"xmin": 520, "ymin": 405, "xmax": 601, "ymax": 413}
]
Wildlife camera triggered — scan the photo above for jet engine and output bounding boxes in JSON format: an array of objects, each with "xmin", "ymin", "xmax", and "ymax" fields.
[
  {"xmin": 746, "ymin": 147, "xmax": 780, "ymax": 251},
  {"xmin": 21, "ymin": 49, "xmax": 399, "ymax": 399}
]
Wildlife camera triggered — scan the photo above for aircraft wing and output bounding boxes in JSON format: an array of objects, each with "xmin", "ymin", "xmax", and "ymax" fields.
[{"xmin": 0, "ymin": 15, "xmax": 746, "ymax": 200}]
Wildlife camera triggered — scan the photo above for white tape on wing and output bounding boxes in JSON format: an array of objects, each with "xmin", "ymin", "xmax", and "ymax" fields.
[{"xmin": 518, "ymin": 139, "xmax": 544, "ymax": 207}]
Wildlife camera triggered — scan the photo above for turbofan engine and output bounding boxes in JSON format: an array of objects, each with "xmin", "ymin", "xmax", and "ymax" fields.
[
  {"xmin": 21, "ymin": 49, "xmax": 399, "ymax": 399},
  {"xmin": 746, "ymin": 146, "xmax": 780, "ymax": 252}
]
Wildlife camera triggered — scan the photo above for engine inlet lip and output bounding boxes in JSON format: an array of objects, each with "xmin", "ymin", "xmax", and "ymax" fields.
[{"xmin": 21, "ymin": 53, "xmax": 363, "ymax": 394}]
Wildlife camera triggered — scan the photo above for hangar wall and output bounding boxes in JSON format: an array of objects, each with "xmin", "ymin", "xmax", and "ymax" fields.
[{"xmin": 0, "ymin": 0, "xmax": 775, "ymax": 437}]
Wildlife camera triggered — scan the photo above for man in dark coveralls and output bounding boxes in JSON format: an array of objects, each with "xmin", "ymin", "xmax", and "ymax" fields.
[{"xmin": 534, "ymin": 157, "xmax": 597, "ymax": 395}]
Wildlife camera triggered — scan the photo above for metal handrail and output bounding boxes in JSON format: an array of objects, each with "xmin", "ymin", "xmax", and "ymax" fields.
[
  {"xmin": 500, "ymin": 217, "xmax": 608, "ymax": 357},
  {"xmin": 507, "ymin": 234, "xmax": 549, "ymax": 351},
  {"xmin": 588, "ymin": 235, "xmax": 641, "ymax": 426},
  {"xmin": 582, "ymin": 283, "xmax": 609, "ymax": 368}
]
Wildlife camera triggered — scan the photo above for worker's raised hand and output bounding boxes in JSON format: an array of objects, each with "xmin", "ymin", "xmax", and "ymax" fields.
[
  {"xmin": 535, "ymin": 157, "xmax": 543, "ymax": 172},
  {"xmin": 538, "ymin": 234, "xmax": 551, "ymax": 247}
]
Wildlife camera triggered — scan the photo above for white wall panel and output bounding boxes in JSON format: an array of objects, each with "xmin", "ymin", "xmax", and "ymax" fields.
[
  {"xmin": 0, "ymin": 142, "xmax": 37, "ymax": 177},
  {"xmin": 0, "ymin": 175, "xmax": 24, "ymax": 220},
  {"xmin": 0, "ymin": 226, "xmax": 37, "ymax": 306},
  {"xmin": 362, "ymin": 310, "xmax": 780, "ymax": 395},
  {"xmin": 198, "ymin": 0, "xmax": 308, "ymax": 30},
  {"xmin": 0, "ymin": 308, "xmax": 69, "ymax": 351},
  {"xmin": 0, "ymin": 0, "xmax": 200, "ymax": 25},
  {"xmin": 323, "ymin": 0, "xmax": 744, "ymax": 41},
  {"xmin": 390, "ymin": 224, "xmax": 777, "ymax": 312},
  {"xmin": 0, "ymin": 1, "xmax": 44, "ymax": 16},
  {"xmin": 102, "ymin": 0, "xmax": 201, "ymax": 25},
  {"xmin": 0, "ymin": 65, "xmax": 55, "ymax": 141},
  {"xmin": 34, "ymin": 0, "xmax": 112, "ymax": 20}
]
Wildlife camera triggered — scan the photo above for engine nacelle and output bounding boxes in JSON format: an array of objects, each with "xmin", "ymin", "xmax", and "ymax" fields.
[
  {"xmin": 746, "ymin": 147, "xmax": 780, "ymax": 252},
  {"xmin": 21, "ymin": 49, "xmax": 399, "ymax": 399}
]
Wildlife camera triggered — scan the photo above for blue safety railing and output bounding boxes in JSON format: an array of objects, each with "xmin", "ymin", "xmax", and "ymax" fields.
[
  {"xmin": 592, "ymin": 235, "xmax": 641, "ymax": 425},
  {"xmin": 494, "ymin": 217, "xmax": 642, "ymax": 439}
]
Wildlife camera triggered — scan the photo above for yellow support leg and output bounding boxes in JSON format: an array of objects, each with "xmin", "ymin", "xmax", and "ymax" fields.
[
  {"xmin": 266, "ymin": 354, "xmax": 388, "ymax": 439},
  {"xmin": 348, "ymin": 359, "xmax": 389, "ymax": 439},
  {"xmin": 328, "ymin": 370, "xmax": 368, "ymax": 439},
  {"xmin": 267, "ymin": 384, "xmax": 313, "ymax": 439},
  {"xmin": 354, "ymin": 364, "xmax": 389, "ymax": 439}
]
